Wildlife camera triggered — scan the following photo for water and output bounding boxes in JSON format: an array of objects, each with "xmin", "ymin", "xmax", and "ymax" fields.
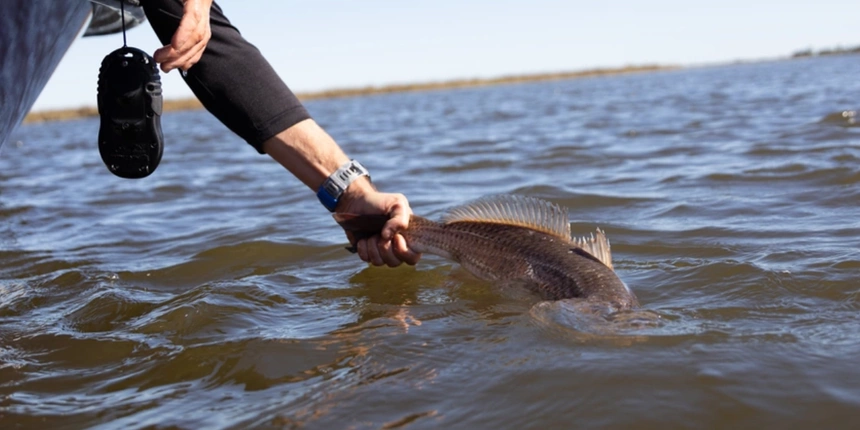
[{"xmin": 2, "ymin": 56, "xmax": 859, "ymax": 428}]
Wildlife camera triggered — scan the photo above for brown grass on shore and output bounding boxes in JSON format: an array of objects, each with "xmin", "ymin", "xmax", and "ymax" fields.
[{"xmin": 23, "ymin": 64, "xmax": 674, "ymax": 124}]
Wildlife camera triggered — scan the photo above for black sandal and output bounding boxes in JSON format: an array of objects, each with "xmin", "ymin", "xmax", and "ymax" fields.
[{"xmin": 96, "ymin": 46, "xmax": 163, "ymax": 179}]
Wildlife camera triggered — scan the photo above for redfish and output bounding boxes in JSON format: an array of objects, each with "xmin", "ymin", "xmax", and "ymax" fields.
[{"xmin": 336, "ymin": 195, "xmax": 639, "ymax": 312}]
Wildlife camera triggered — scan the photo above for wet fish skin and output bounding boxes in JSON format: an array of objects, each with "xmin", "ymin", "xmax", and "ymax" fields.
[
  {"xmin": 402, "ymin": 216, "xmax": 639, "ymax": 310},
  {"xmin": 335, "ymin": 195, "xmax": 639, "ymax": 312}
]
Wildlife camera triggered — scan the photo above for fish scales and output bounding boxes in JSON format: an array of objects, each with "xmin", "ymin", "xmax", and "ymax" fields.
[
  {"xmin": 405, "ymin": 216, "xmax": 636, "ymax": 307},
  {"xmin": 336, "ymin": 195, "xmax": 639, "ymax": 312}
]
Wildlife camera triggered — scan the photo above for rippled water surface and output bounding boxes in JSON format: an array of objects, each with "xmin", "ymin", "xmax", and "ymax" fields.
[{"xmin": 2, "ymin": 56, "xmax": 859, "ymax": 428}]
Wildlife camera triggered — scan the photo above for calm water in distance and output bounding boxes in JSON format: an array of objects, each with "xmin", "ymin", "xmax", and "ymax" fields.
[{"xmin": 1, "ymin": 55, "xmax": 859, "ymax": 428}]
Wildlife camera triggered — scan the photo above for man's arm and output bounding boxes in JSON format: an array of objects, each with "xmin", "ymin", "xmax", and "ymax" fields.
[
  {"xmin": 262, "ymin": 119, "xmax": 420, "ymax": 267},
  {"xmin": 147, "ymin": 0, "xmax": 420, "ymax": 266}
]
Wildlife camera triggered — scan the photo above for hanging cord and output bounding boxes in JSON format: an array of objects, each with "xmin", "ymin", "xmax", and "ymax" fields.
[{"xmin": 120, "ymin": 0, "xmax": 127, "ymax": 47}]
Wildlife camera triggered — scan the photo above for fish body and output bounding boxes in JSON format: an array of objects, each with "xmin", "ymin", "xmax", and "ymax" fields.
[{"xmin": 337, "ymin": 195, "xmax": 639, "ymax": 312}]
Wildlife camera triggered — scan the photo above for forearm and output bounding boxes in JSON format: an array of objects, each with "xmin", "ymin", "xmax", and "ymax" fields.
[
  {"xmin": 186, "ymin": 0, "xmax": 214, "ymax": 11},
  {"xmin": 262, "ymin": 118, "xmax": 374, "ymax": 203},
  {"xmin": 182, "ymin": 0, "xmax": 213, "ymax": 26}
]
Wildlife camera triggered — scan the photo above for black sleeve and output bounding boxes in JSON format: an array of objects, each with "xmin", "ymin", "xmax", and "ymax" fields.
[{"xmin": 141, "ymin": 0, "xmax": 311, "ymax": 153}]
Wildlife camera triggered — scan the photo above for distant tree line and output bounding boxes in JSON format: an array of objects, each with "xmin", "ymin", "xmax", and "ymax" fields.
[{"xmin": 792, "ymin": 44, "xmax": 860, "ymax": 58}]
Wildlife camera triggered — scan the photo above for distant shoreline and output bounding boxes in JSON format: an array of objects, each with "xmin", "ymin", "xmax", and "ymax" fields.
[{"xmin": 23, "ymin": 64, "xmax": 673, "ymax": 124}]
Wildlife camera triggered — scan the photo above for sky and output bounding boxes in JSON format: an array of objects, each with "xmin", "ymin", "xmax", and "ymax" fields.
[{"xmin": 32, "ymin": 0, "xmax": 860, "ymax": 111}]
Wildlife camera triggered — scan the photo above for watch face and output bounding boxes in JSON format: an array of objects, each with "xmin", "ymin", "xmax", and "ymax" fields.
[
  {"xmin": 342, "ymin": 162, "xmax": 365, "ymax": 178},
  {"xmin": 323, "ymin": 180, "xmax": 344, "ymax": 197}
]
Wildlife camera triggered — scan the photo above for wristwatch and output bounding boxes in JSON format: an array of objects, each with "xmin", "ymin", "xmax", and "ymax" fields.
[{"xmin": 317, "ymin": 160, "xmax": 370, "ymax": 212}]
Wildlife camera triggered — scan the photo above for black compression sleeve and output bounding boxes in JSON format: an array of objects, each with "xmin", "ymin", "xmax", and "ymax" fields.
[{"xmin": 141, "ymin": 0, "xmax": 311, "ymax": 153}]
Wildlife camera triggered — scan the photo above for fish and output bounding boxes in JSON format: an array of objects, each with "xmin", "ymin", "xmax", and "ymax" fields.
[{"xmin": 335, "ymin": 195, "xmax": 639, "ymax": 313}]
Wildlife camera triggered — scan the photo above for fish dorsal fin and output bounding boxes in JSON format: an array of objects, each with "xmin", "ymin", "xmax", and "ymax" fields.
[
  {"xmin": 572, "ymin": 228, "xmax": 614, "ymax": 270},
  {"xmin": 442, "ymin": 195, "xmax": 571, "ymax": 240}
]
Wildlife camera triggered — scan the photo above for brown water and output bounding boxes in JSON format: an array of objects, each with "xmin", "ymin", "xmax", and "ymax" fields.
[{"xmin": 1, "ymin": 56, "xmax": 859, "ymax": 428}]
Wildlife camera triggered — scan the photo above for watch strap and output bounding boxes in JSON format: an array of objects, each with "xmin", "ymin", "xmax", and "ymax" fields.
[{"xmin": 317, "ymin": 160, "xmax": 370, "ymax": 212}]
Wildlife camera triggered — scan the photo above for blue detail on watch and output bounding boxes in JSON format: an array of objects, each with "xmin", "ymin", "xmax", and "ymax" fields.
[
  {"xmin": 317, "ymin": 186, "xmax": 340, "ymax": 212},
  {"xmin": 316, "ymin": 160, "xmax": 370, "ymax": 212}
]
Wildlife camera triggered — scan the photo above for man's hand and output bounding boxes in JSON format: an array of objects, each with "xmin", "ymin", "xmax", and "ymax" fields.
[
  {"xmin": 259, "ymin": 120, "xmax": 421, "ymax": 267},
  {"xmin": 153, "ymin": 0, "xmax": 213, "ymax": 73},
  {"xmin": 337, "ymin": 186, "xmax": 421, "ymax": 267}
]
